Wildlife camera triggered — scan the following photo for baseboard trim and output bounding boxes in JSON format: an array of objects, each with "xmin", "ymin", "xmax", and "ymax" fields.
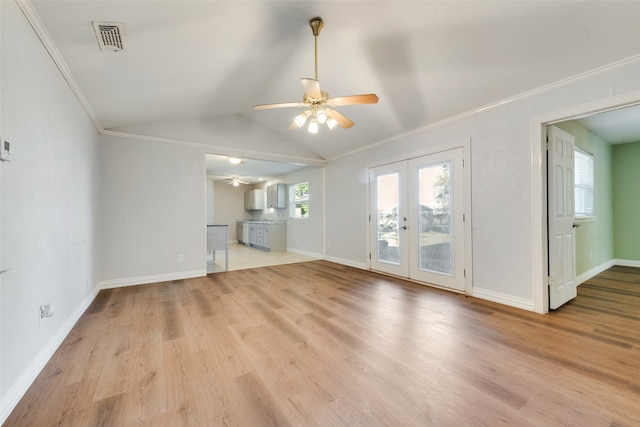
[
  {"xmin": 472, "ymin": 287, "xmax": 534, "ymax": 311},
  {"xmin": 323, "ymin": 255, "xmax": 368, "ymax": 270},
  {"xmin": 0, "ymin": 286, "xmax": 100, "ymax": 426},
  {"xmin": 576, "ymin": 260, "xmax": 616, "ymax": 286},
  {"xmin": 575, "ymin": 259, "xmax": 640, "ymax": 286},
  {"xmin": 285, "ymin": 247, "xmax": 324, "ymax": 260},
  {"xmin": 611, "ymin": 258, "xmax": 640, "ymax": 268},
  {"xmin": 99, "ymin": 269, "xmax": 206, "ymax": 289}
]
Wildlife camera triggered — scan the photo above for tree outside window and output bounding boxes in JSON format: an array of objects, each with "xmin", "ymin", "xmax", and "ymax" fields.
[{"xmin": 290, "ymin": 181, "xmax": 309, "ymax": 218}]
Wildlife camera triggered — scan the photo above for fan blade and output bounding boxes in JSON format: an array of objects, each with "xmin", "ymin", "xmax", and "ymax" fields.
[
  {"xmin": 288, "ymin": 119, "xmax": 300, "ymax": 130},
  {"xmin": 301, "ymin": 78, "xmax": 322, "ymax": 99},
  {"xmin": 328, "ymin": 93, "xmax": 379, "ymax": 107},
  {"xmin": 254, "ymin": 101, "xmax": 303, "ymax": 110},
  {"xmin": 326, "ymin": 109, "xmax": 354, "ymax": 129}
]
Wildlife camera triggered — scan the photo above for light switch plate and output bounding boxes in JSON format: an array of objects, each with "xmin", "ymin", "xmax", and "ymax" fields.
[{"xmin": 0, "ymin": 137, "xmax": 11, "ymax": 161}]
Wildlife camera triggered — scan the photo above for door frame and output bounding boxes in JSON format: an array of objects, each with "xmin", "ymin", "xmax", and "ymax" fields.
[
  {"xmin": 532, "ymin": 90, "xmax": 640, "ymax": 313},
  {"xmin": 366, "ymin": 138, "xmax": 473, "ymax": 295}
]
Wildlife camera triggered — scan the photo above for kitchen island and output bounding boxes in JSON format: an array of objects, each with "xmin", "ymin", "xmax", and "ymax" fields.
[{"xmin": 206, "ymin": 224, "xmax": 228, "ymax": 271}]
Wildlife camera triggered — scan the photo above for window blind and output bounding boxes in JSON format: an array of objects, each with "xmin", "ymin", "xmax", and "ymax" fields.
[{"xmin": 574, "ymin": 148, "xmax": 594, "ymax": 218}]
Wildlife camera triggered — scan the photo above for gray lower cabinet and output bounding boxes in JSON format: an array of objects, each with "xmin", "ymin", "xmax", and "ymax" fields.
[
  {"xmin": 248, "ymin": 222, "xmax": 286, "ymax": 251},
  {"xmin": 264, "ymin": 222, "xmax": 286, "ymax": 251}
]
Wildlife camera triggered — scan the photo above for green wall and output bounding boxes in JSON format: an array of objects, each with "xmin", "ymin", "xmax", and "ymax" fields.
[
  {"xmin": 613, "ymin": 141, "xmax": 640, "ymax": 260},
  {"xmin": 554, "ymin": 121, "xmax": 614, "ymax": 275}
]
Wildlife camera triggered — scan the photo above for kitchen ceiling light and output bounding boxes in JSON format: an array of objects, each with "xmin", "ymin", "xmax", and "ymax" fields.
[{"xmin": 228, "ymin": 157, "xmax": 242, "ymax": 165}]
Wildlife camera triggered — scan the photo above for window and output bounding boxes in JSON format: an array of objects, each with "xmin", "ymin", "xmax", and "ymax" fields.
[
  {"xmin": 574, "ymin": 148, "xmax": 594, "ymax": 219},
  {"xmin": 290, "ymin": 181, "xmax": 309, "ymax": 218}
]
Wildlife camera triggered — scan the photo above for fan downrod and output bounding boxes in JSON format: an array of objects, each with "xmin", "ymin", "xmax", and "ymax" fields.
[{"xmin": 309, "ymin": 17, "xmax": 323, "ymax": 80}]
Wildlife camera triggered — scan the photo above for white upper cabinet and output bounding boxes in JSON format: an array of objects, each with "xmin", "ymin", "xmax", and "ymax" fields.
[
  {"xmin": 266, "ymin": 183, "xmax": 287, "ymax": 209},
  {"xmin": 244, "ymin": 189, "xmax": 264, "ymax": 211}
]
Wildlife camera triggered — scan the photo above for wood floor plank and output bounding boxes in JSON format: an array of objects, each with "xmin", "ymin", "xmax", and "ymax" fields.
[{"xmin": 4, "ymin": 261, "xmax": 640, "ymax": 426}]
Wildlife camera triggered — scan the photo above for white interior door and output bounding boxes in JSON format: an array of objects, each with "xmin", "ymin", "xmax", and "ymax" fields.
[
  {"xmin": 370, "ymin": 148, "xmax": 466, "ymax": 292},
  {"xmin": 370, "ymin": 162, "xmax": 408, "ymax": 277},
  {"xmin": 409, "ymin": 149, "xmax": 465, "ymax": 291},
  {"xmin": 548, "ymin": 125, "xmax": 577, "ymax": 309}
]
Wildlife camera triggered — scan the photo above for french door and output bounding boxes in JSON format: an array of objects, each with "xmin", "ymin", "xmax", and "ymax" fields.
[{"xmin": 370, "ymin": 148, "xmax": 466, "ymax": 292}]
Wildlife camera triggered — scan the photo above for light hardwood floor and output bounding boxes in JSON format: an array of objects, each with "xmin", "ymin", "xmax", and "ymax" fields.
[{"xmin": 4, "ymin": 263, "xmax": 640, "ymax": 426}]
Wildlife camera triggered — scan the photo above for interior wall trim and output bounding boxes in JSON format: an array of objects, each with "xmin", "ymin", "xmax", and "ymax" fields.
[
  {"xmin": 16, "ymin": 0, "xmax": 103, "ymax": 131},
  {"xmin": 611, "ymin": 258, "xmax": 640, "ymax": 268},
  {"xmin": 323, "ymin": 255, "xmax": 368, "ymax": 271},
  {"xmin": 471, "ymin": 287, "xmax": 534, "ymax": 312},
  {"xmin": 18, "ymin": 0, "xmax": 640, "ymax": 167},
  {"xmin": 99, "ymin": 269, "xmax": 206, "ymax": 290},
  {"xmin": 328, "ymin": 53, "xmax": 640, "ymax": 163},
  {"xmin": 285, "ymin": 247, "xmax": 324, "ymax": 260},
  {"xmin": 575, "ymin": 259, "xmax": 616, "ymax": 286},
  {"xmin": 100, "ymin": 129, "xmax": 327, "ymax": 168}
]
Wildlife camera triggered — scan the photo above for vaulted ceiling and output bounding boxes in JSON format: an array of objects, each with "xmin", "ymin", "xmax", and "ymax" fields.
[{"xmin": 26, "ymin": 1, "xmax": 640, "ymax": 168}]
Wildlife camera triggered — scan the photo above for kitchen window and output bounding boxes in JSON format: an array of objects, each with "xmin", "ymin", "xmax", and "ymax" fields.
[{"xmin": 290, "ymin": 181, "xmax": 309, "ymax": 218}]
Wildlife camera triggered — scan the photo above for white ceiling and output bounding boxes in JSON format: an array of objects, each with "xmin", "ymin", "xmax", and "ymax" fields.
[
  {"xmin": 576, "ymin": 104, "xmax": 640, "ymax": 145},
  {"xmin": 26, "ymin": 1, "xmax": 640, "ymax": 178},
  {"xmin": 205, "ymin": 154, "xmax": 307, "ymax": 184}
]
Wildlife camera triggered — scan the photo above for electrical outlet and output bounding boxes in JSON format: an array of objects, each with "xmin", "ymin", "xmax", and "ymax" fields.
[
  {"xmin": 177, "ymin": 254, "xmax": 185, "ymax": 262},
  {"xmin": 40, "ymin": 303, "xmax": 54, "ymax": 319},
  {"xmin": 0, "ymin": 136, "xmax": 12, "ymax": 162}
]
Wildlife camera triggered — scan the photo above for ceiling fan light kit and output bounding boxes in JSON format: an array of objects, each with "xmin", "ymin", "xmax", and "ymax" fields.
[{"xmin": 255, "ymin": 17, "xmax": 378, "ymax": 133}]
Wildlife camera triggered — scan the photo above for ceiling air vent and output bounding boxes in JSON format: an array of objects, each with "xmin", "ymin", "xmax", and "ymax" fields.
[{"xmin": 92, "ymin": 21, "xmax": 125, "ymax": 52}]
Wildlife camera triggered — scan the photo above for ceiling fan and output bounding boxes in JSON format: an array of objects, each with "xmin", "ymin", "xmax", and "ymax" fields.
[
  {"xmin": 226, "ymin": 176, "xmax": 249, "ymax": 187},
  {"xmin": 254, "ymin": 17, "xmax": 379, "ymax": 133}
]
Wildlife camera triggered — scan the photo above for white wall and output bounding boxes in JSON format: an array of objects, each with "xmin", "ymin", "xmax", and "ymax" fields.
[
  {"xmin": 206, "ymin": 179, "xmax": 214, "ymax": 225},
  {"xmin": 325, "ymin": 60, "xmax": 640, "ymax": 309},
  {"xmin": 0, "ymin": 1, "xmax": 101, "ymax": 421},
  {"xmin": 212, "ymin": 181, "xmax": 246, "ymax": 240},
  {"xmin": 99, "ymin": 134, "xmax": 206, "ymax": 286},
  {"xmin": 283, "ymin": 167, "xmax": 325, "ymax": 257}
]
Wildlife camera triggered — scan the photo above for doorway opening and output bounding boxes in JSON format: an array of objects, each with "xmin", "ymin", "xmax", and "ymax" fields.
[{"xmin": 534, "ymin": 91, "xmax": 640, "ymax": 313}]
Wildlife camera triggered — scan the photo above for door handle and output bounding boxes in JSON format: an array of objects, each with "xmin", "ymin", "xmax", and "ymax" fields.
[{"xmin": 572, "ymin": 223, "xmax": 581, "ymax": 228}]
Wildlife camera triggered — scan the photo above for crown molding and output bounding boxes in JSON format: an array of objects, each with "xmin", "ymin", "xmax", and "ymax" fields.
[
  {"xmin": 17, "ymin": 0, "xmax": 640, "ymax": 165},
  {"xmin": 328, "ymin": 53, "xmax": 640, "ymax": 162},
  {"xmin": 16, "ymin": 0, "xmax": 104, "ymax": 131},
  {"xmin": 100, "ymin": 129, "xmax": 327, "ymax": 167}
]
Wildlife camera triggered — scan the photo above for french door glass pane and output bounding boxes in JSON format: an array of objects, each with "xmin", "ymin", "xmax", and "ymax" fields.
[
  {"xmin": 418, "ymin": 162, "xmax": 453, "ymax": 275},
  {"xmin": 376, "ymin": 173, "xmax": 400, "ymax": 265}
]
